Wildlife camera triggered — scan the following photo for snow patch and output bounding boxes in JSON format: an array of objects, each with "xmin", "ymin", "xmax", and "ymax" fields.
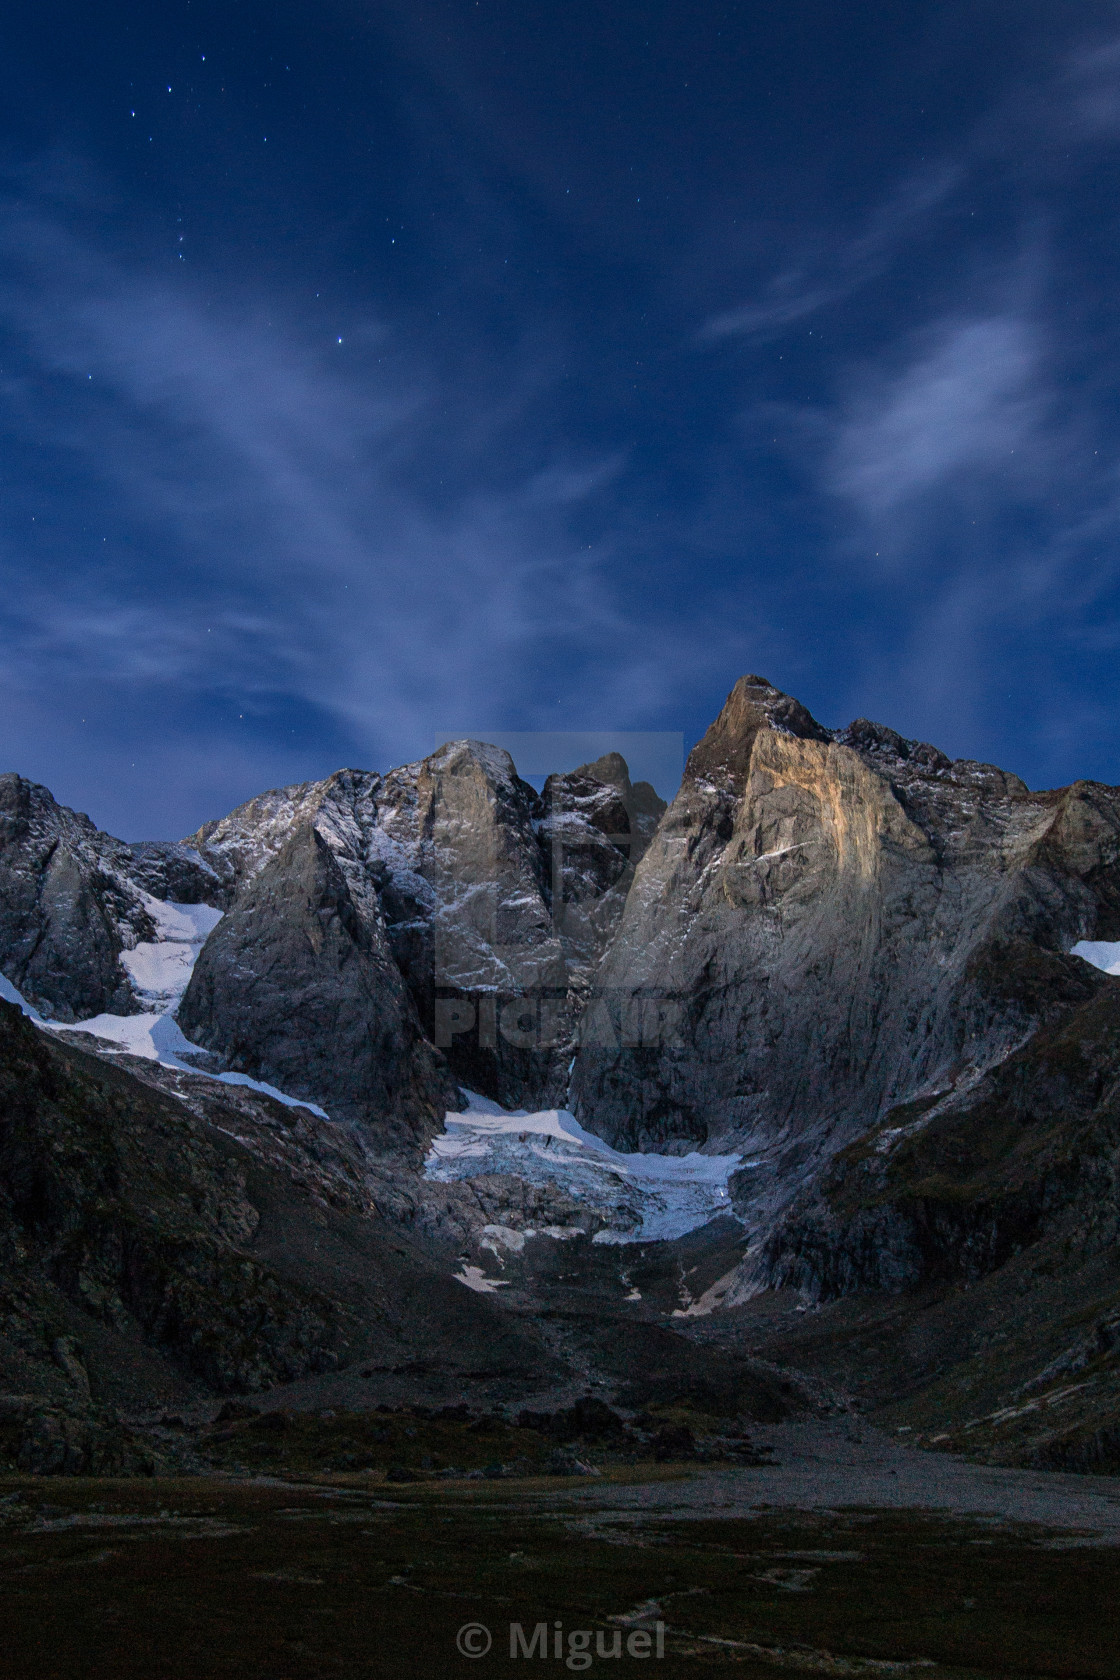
[
  {"xmin": 121, "ymin": 897, "xmax": 224, "ymax": 1010},
  {"xmin": 42, "ymin": 1009, "xmax": 330, "ymax": 1118},
  {"xmin": 453, "ymin": 1265, "xmax": 510, "ymax": 1293},
  {"xmin": 426, "ymin": 1101, "xmax": 743, "ymax": 1243},
  {"xmin": 1072, "ymin": 939, "xmax": 1120, "ymax": 977}
]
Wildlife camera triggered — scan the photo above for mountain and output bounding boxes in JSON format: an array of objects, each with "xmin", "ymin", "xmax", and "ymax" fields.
[
  {"xmin": 570, "ymin": 677, "xmax": 1120, "ymax": 1185},
  {"xmin": 0, "ymin": 994, "xmax": 801, "ymax": 1476},
  {"xmin": 2, "ymin": 679, "xmax": 1120, "ymax": 1474}
]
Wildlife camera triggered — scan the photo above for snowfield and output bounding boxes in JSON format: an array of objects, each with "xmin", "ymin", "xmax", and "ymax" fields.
[
  {"xmin": 426, "ymin": 1093, "xmax": 744, "ymax": 1243},
  {"xmin": 119, "ymin": 897, "xmax": 224, "ymax": 1009}
]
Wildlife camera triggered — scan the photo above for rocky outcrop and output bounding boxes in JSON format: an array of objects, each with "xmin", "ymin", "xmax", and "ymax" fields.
[
  {"xmin": 126, "ymin": 840, "xmax": 229, "ymax": 908},
  {"xmin": 177, "ymin": 823, "xmax": 456, "ymax": 1156},
  {"xmin": 0, "ymin": 744, "xmax": 654, "ymax": 1132},
  {"xmin": 537, "ymin": 769, "xmax": 632, "ymax": 1000},
  {"xmin": 0, "ymin": 774, "xmax": 160, "ymax": 1021},
  {"xmin": 569, "ymin": 677, "xmax": 1120, "ymax": 1199},
  {"xmin": 0, "ymin": 1395, "xmax": 156, "ymax": 1474},
  {"xmin": 567, "ymin": 752, "xmax": 667, "ymax": 865}
]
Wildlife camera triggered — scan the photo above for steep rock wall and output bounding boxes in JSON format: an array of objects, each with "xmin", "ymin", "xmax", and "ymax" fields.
[
  {"xmin": 0, "ymin": 774, "xmax": 160, "ymax": 1021},
  {"xmin": 177, "ymin": 824, "xmax": 455, "ymax": 1157},
  {"xmin": 570, "ymin": 678, "xmax": 1120, "ymax": 1214},
  {"xmin": 183, "ymin": 742, "xmax": 640, "ymax": 1109}
]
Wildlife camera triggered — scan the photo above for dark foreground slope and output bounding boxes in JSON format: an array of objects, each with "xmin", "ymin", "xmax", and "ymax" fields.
[
  {"xmin": 0, "ymin": 998, "xmax": 561, "ymax": 1411},
  {"xmin": 680, "ymin": 960, "xmax": 1120, "ymax": 1470},
  {"xmin": 0, "ymin": 999, "xmax": 803, "ymax": 1473}
]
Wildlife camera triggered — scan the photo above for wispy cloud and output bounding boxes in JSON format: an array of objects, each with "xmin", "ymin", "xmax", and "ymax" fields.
[
  {"xmin": 700, "ymin": 164, "xmax": 960, "ymax": 343},
  {"xmin": 1063, "ymin": 34, "xmax": 1120, "ymax": 137},
  {"xmin": 0, "ymin": 164, "xmax": 674, "ymax": 830},
  {"xmin": 825, "ymin": 314, "xmax": 1042, "ymax": 521}
]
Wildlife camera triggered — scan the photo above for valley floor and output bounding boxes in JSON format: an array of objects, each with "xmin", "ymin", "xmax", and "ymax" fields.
[{"xmin": 2, "ymin": 1423, "xmax": 1118, "ymax": 1679}]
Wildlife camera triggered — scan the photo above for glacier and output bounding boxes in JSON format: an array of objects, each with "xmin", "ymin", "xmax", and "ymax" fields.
[{"xmin": 425, "ymin": 1093, "xmax": 744, "ymax": 1243}]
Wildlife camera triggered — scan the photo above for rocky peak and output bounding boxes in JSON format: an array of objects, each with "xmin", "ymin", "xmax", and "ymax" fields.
[
  {"xmin": 541, "ymin": 771, "xmax": 630, "ymax": 842},
  {"xmin": 183, "ymin": 777, "xmax": 341, "ymax": 895},
  {"xmin": 177, "ymin": 821, "xmax": 456, "ymax": 1156},
  {"xmin": 175, "ymin": 738, "xmax": 646, "ymax": 1115},
  {"xmin": 0, "ymin": 773, "xmax": 160, "ymax": 1021},
  {"xmin": 574, "ymin": 749, "xmax": 631, "ymax": 789},
  {"xmin": 570, "ymin": 671, "xmax": 1120, "ymax": 1195},
  {"xmin": 568, "ymin": 751, "xmax": 668, "ymax": 865},
  {"xmin": 685, "ymin": 675, "xmax": 832, "ymax": 793}
]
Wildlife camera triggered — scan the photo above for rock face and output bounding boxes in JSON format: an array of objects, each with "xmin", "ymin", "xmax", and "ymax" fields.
[
  {"xmin": 763, "ymin": 947, "xmax": 1118, "ymax": 1300},
  {"xmin": 125, "ymin": 840, "xmax": 228, "ymax": 908},
  {"xmin": 717, "ymin": 954, "xmax": 1120, "ymax": 1473},
  {"xmin": 183, "ymin": 743, "xmax": 643, "ymax": 1110},
  {"xmin": 0, "ymin": 997, "xmax": 804, "ymax": 1439},
  {"xmin": 566, "ymin": 752, "xmax": 667, "ymax": 866},
  {"xmin": 0, "ymin": 774, "xmax": 159, "ymax": 1021},
  {"xmin": 569, "ymin": 677, "xmax": 1120, "ymax": 1207},
  {"xmin": 536, "ymin": 768, "xmax": 632, "ymax": 1005},
  {"xmin": 177, "ymin": 823, "xmax": 455, "ymax": 1157},
  {"xmin": 0, "ymin": 744, "xmax": 653, "ymax": 1142}
]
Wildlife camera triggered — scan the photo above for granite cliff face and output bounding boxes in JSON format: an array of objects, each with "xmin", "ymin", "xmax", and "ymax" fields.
[
  {"xmin": 569, "ymin": 677, "xmax": 1120, "ymax": 1206},
  {"xmin": 763, "ymin": 951, "xmax": 1119, "ymax": 1301},
  {"xmin": 0, "ymin": 743, "xmax": 653, "ymax": 1146},
  {"xmin": 181, "ymin": 741, "xmax": 642, "ymax": 1110},
  {"xmin": 176, "ymin": 823, "xmax": 455, "ymax": 1157}
]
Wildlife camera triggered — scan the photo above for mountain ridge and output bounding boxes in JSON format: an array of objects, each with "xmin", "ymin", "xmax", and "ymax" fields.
[{"xmin": 3, "ymin": 676, "xmax": 1120, "ymax": 1474}]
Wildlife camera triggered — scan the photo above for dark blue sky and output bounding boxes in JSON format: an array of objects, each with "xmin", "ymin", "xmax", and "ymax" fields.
[{"xmin": 3, "ymin": 1, "xmax": 1120, "ymax": 836}]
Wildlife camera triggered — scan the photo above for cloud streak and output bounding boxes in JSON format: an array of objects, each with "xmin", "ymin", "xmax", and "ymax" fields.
[
  {"xmin": 700, "ymin": 164, "xmax": 960, "ymax": 343},
  {"xmin": 825, "ymin": 314, "xmax": 1042, "ymax": 521}
]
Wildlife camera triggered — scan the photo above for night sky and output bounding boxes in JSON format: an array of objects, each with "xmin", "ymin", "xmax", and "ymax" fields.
[{"xmin": 3, "ymin": 2, "xmax": 1120, "ymax": 837}]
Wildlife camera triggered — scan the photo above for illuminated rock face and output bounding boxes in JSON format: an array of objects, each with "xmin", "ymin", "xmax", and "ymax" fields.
[{"xmin": 569, "ymin": 677, "xmax": 1120, "ymax": 1212}]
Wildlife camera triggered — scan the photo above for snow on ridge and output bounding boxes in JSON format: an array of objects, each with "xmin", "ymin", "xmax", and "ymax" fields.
[
  {"xmin": 0, "ymin": 896, "xmax": 330, "ymax": 1120},
  {"xmin": 48, "ymin": 1010, "xmax": 330, "ymax": 1118},
  {"xmin": 426, "ymin": 1095, "xmax": 743, "ymax": 1244},
  {"xmin": 1072, "ymin": 939, "xmax": 1120, "ymax": 977},
  {"xmin": 0, "ymin": 973, "xmax": 40, "ymax": 1020}
]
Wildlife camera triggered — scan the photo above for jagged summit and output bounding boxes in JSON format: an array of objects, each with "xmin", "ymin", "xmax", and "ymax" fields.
[
  {"xmin": 688, "ymin": 675, "xmax": 1030, "ymax": 801},
  {"xmin": 568, "ymin": 750, "xmax": 667, "ymax": 863},
  {"xmin": 685, "ymin": 675, "xmax": 832, "ymax": 791},
  {"xmin": 571, "ymin": 671, "xmax": 1120, "ymax": 1175}
]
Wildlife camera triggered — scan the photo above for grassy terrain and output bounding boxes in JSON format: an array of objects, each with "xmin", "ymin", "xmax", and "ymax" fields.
[{"xmin": 0, "ymin": 1469, "xmax": 1116, "ymax": 1679}]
